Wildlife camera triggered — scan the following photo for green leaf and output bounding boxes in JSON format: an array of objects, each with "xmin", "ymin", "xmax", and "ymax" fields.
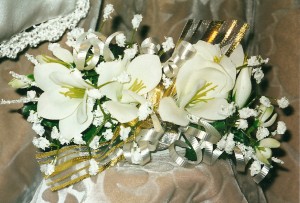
[{"xmin": 21, "ymin": 103, "xmax": 37, "ymax": 117}]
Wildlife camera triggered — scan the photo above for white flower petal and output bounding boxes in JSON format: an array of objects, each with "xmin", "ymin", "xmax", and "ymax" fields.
[
  {"xmin": 50, "ymin": 71, "xmax": 89, "ymax": 89},
  {"xmin": 59, "ymin": 109, "xmax": 93, "ymax": 142},
  {"xmin": 262, "ymin": 113, "xmax": 277, "ymax": 127},
  {"xmin": 97, "ymin": 60, "xmax": 126, "ymax": 100},
  {"xmin": 233, "ymin": 68, "xmax": 252, "ymax": 108},
  {"xmin": 34, "ymin": 63, "xmax": 69, "ymax": 91},
  {"xmin": 255, "ymin": 149, "xmax": 270, "ymax": 164},
  {"xmin": 228, "ymin": 44, "xmax": 244, "ymax": 67},
  {"xmin": 77, "ymin": 93, "xmax": 88, "ymax": 124},
  {"xmin": 193, "ymin": 40, "xmax": 221, "ymax": 61},
  {"xmin": 187, "ymin": 98, "xmax": 229, "ymax": 120},
  {"xmin": 121, "ymin": 90, "xmax": 147, "ymax": 104},
  {"xmin": 37, "ymin": 91, "xmax": 81, "ymax": 120},
  {"xmin": 259, "ymin": 105, "xmax": 274, "ymax": 123},
  {"xmin": 125, "ymin": 54, "xmax": 162, "ymax": 95},
  {"xmin": 52, "ymin": 46, "xmax": 74, "ymax": 63},
  {"xmin": 104, "ymin": 101, "xmax": 138, "ymax": 123},
  {"xmin": 158, "ymin": 97, "xmax": 189, "ymax": 126},
  {"xmin": 260, "ymin": 138, "xmax": 280, "ymax": 148}
]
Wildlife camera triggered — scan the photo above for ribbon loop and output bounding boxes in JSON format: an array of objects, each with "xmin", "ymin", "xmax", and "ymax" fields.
[
  {"xmin": 140, "ymin": 37, "xmax": 160, "ymax": 54},
  {"xmin": 162, "ymin": 40, "xmax": 196, "ymax": 78}
]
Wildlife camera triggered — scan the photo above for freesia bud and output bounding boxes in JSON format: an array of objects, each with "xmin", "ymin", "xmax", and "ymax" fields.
[
  {"xmin": 255, "ymin": 138, "xmax": 280, "ymax": 164},
  {"xmin": 258, "ymin": 105, "xmax": 277, "ymax": 127},
  {"xmin": 233, "ymin": 68, "xmax": 252, "ymax": 108},
  {"xmin": 8, "ymin": 78, "xmax": 29, "ymax": 88}
]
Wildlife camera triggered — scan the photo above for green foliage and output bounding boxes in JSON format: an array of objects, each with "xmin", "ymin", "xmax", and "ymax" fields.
[{"xmin": 21, "ymin": 102, "xmax": 37, "ymax": 117}]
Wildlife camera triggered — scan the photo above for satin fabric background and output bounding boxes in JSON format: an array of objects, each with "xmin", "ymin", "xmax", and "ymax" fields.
[
  {"xmin": 0, "ymin": 0, "xmax": 77, "ymax": 42},
  {"xmin": 0, "ymin": 0, "xmax": 299, "ymax": 202}
]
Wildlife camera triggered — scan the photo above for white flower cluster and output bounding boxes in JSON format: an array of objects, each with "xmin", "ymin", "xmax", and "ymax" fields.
[
  {"xmin": 132, "ymin": 14, "xmax": 143, "ymax": 29},
  {"xmin": 66, "ymin": 28, "xmax": 84, "ymax": 48},
  {"xmin": 162, "ymin": 74, "xmax": 173, "ymax": 89},
  {"xmin": 112, "ymin": 71, "xmax": 131, "ymax": 84},
  {"xmin": 238, "ymin": 107, "xmax": 258, "ymax": 119},
  {"xmin": 0, "ymin": 0, "xmax": 89, "ymax": 58},
  {"xmin": 124, "ymin": 44, "xmax": 138, "ymax": 59},
  {"xmin": 259, "ymin": 96, "xmax": 271, "ymax": 107},
  {"xmin": 256, "ymin": 127, "xmax": 269, "ymax": 140},
  {"xmin": 249, "ymin": 160, "xmax": 261, "ymax": 176},
  {"xmin": 131, "ymin": 142, "xmax": 143, "ymax": 164},
  {"xmin": 92, "ymin": 106, "xmax": 104, "ymax": 127},
  {"xmin": 219, "ymin": 102, "xmax": 236, "ymax": 117},
  {"xmin": 25, "ymin": 53, "xmax": 39, "ymax": 65},
  {"xmin": 89, "ymin": 136, "xmax": 101, "ymax": 150},
  {"xmin": 120, "ymin": 126, "xmax": 131, "ymax": 141},
  {"xmin": 103, "ymin": 4, "xmax": 114, "ymax": 21},
  {"xmin": 277, "ymin": 97, "xmax": 289, "ymax": 109},
  {"xmin": 88, "ymin": 159, "xmax": 99, "ymax": 175},
  {"xmin": 27, "ymin": 110, "xmax": 45, "ymax": 136},
  {"xmin": 162, "ymin": 37, "xmax": 175, "ymax": 52},
  {"xmin": 217, "ymin": 133, "xmax": 235, "ymax": 154},
  {"xmin": 116, "ymin": 33, "xmax": 126, "ymax": 47},
  {"xmin": 40, "ymin": 163, "xmax": 55, "ymax": 176},
  {"xmin": 236, "ymin": 119, "xmax": 248, "ymax": 130},
  {"xmin": 138, "ymin": 102, "xmax": 153, "ymax": 121},
  {"xmin": 32, "ymin": 137, "xmax": 50, "ymax": 150},
  {"xmin": 103, "ymin": 129, "xmax": 114, "ymax": 140},
  {"xmin": 252, "ymin": 67, "xmax": 264, "ymax": 84},
  {"xmin": 8, "ymin": 71, "xmax": 35, "ymax": 88}
]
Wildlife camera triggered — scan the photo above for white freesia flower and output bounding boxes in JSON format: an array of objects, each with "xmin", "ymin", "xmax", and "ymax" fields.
[
  {"xmin": 258, "ymin": 105, "xmax": 277, "ymax": 127},
  {"xmin": 158, "ymin": 40, "xmax": 243, "ymax": 126},
  {"xmin": 34, "ymin": 63, "xmax": 94, "ymax": 142},
  {"xmin": 48, "ymin": 43, "xmax": 74, "ymax": 63},
  {"xmin": 96, "ymin": 54, "xmax": 162, "ymax": 123},
  {"xmin": 233, "ymin": 67, "xmax": 252, "ymax": 108},
  {"xmin": 255, "ymin": 138, "xmax": 280, "ymax": 164}
]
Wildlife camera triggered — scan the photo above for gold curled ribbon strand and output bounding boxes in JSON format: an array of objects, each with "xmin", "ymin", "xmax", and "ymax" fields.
[
  {"xmin": 253, "ymin": 165, "xmax": 271, "ymax": 184},
  {"xmin": 162, "ymin": 40, "xmax": 196, "ymax": 78},
  {"xmin": 140, "ymin": 38, "xmax": 160, "ymax": 54}
]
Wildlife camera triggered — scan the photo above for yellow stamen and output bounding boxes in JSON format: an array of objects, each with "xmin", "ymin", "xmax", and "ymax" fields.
[
  {"xmin": 60, "ymin": 86, "xmax": 85, "ymax": 98},
  {"xmin": 187, "ymin": 82, "xmax": 217, "ymax": 107},
  {"xmin": 128, "ymin": 79, "xmax": 146, "ymax": 93}
]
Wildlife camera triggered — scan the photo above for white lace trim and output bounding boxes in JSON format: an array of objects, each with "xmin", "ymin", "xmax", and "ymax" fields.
[{"xmin": 0, "ymin": 0, "xmax": 90, "ymax": 59}]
